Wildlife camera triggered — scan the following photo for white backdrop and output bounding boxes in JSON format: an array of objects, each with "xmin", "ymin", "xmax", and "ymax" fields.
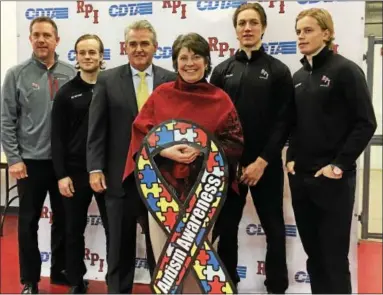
[{"xmin": 15, "ymin": 1, "xmax": 364, "ymax": 293}]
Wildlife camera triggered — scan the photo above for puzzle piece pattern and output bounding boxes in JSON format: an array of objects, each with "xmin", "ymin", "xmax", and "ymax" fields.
[{"xmin": 135, "ymin": 120, "xmax": 235, "ymax": 294}]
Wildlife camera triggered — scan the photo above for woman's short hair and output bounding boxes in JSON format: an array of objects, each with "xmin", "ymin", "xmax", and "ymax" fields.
[{"xmin": 171, "ymin": 33, "xmax": 212, "ymax": 77}]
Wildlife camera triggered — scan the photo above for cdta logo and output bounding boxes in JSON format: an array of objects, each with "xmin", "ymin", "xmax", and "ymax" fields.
[
  {"xmin": 262, "ymin": 41, "xmax": 297, "ymax": 55},
  {"xmin": 236, "ymin": 265, "xmax": 247, "ymax": 279},
  {"xmin": 109, "ymin": 2, "xmax": 153, "ymax": 17},
  {"xmin": 246, "ymin": 223, "xmax": 297, "ymax": 237},
  {"xmin": 298, "ymin": 0, "xmax": 337, "ymax": 4},
  {"xmin": 196, "ymin": 0, "xmax": 247, "ymax": 11},
  {"xmin": 67, "ymin": 49, "xmax": 111, "ymax": 62},
  {"xmin": 25, "ymin": 7, "xmax": 69, "ymax": 20},
  {"xmin": 295, "ymin": 271, "xmax": 311, "ymax": 283}
]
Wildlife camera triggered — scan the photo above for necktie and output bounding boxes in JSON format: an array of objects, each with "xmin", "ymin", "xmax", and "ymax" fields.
[{"xmin": 137, "ymin": 71, "xmax": 149, "ymax": 111}]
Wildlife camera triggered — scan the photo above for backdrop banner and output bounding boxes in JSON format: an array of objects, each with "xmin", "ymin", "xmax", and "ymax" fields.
[{"xmin": 15, "ymin": 1, "xmax": 363, "ymax": 292}]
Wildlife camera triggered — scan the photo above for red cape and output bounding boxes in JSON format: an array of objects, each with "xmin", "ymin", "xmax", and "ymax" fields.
[{"xmin": 122, "ymin": 77, "xmax": 243, "ymax": 188}]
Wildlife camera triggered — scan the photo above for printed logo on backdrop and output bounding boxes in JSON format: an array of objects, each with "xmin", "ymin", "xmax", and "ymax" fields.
[
  {"xmin": 136, "ymin": 258, "xmax": 149, "ymax": 270},
  {"xmin": 163, "ymin": 1, "xmax": 187, "ymax": 19},
  {"xmin": 196, "ymin": 1, "xmax": 286, "ymax": 14},
  {"xmin": 119, "ymin": 42, "xmax": 171, "ymax": 59},
  {"xmin": 41, "ymin": 249, "xmax": 105, "ymax": 272},
  {"xmin": 209, "ymin": 37, "xmax": 236, "ymax": 58},
  {"xmin": 41, "ymin": 206, "xmax": 53, "ymax": 224},
  {"xmin": 256, "ymin": 261, "xmax": 266, "ymax": 275},
  {"xmin": 246, "ymin": 224, "xmax": 297, "ymax": 237},
  {"xmin": 85, "ymin": 247, "xmax": 105, "ymax": 272},
  {"xmin": 236, "ymin": 266, "xmax": 247, "ymax": 279},
  {"xmin": 25, "ymin": 7, "xmax": 69, "ymax": 20},
  {"xmin": 297, "ymin": 0, "xmax": 337, "ymax": 4},
  {"xmin": 263, "ymin": 41, "xmax": 297, "ymax": 55},
  {"xmin": 87, "ymin": 214, "xmax": 104, "ymax": 226},
  {"xmin": 68, "ymin": 49, "xmax": 111, "ymax": 62},
  {"xmin": 77, "ymin": 0, "xmax": 99, "ymax": 24},
  {"xmin": 295, "ymin": 271, "xmax": 311, "ymax": 283},
  {"xmin": 109, "ymin": 2, "xmax": 153, "ymax": 17}
]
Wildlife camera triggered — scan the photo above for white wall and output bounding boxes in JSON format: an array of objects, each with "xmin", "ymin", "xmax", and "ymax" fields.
[
  {"xmin": 1, "ymin": 2, "xmax": 382, "ymax": 208},
  {"xmin": 1, "ymin": 1, "xmax": 19, "ymax": 207}
]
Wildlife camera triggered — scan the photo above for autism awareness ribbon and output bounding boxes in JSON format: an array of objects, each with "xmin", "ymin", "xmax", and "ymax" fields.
[{"xmin": 134, "ymin": 119, "xmax": 237, "ymax": 294}]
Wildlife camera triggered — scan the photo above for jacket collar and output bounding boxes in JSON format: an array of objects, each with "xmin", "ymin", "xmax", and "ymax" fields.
[
  {"xmin": 300, "ymin": 46, "xmax": 333, "ymax": 72},
  {"xmin": 235, "ymin": 45, "xmax": 266, "ymax": 62},
  {"xmin": 31, "ymin": 52, "xmax": 59, "ymax": 70}
]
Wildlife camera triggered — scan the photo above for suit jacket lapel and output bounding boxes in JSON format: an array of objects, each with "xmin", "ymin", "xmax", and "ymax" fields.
[
  {"xmin": 120, "ymin": 64, "xmax": 139, "ymax": 116},
  {"xmin": 153, "ymin": 65, "xmax": 165, "ymax": 90}
]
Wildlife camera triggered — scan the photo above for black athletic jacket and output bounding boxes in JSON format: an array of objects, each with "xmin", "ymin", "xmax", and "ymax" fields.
[
  {"xmin": 287, "ymin": 46, "xmax": 377, "ymax": 173},
  {"xmin": 51, "ymin": 71, "xmax": 94, "ymax": 186},
  {"xmin": 210, "ymin": 46, "xmax": 294, "ymax": 166}
]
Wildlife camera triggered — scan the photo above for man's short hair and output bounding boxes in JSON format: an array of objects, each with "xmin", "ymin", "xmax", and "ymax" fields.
[
  {"xmin": 29, "ymin": 17, "xmax": 58, "ymax": 36},
  {"xmin": 124, "ymin": 20, "xmax": 157, "ymax": 45}
]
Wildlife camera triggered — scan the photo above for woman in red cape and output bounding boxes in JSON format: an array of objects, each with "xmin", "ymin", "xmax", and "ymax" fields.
[{"xmin": 122, "ymin": 33, "xmax": 243, "ymax": 293}]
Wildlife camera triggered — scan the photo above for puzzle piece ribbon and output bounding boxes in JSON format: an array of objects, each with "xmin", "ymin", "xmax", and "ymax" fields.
[{"xmin": 135, "ymin": 119, "xmax": 236, "ymax": 294}]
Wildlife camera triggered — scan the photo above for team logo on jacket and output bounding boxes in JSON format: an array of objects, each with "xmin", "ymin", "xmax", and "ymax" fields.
[
  {"xmin": 259, "ymin": 69, "xmax": 269, "ymax": 80},
  {"xmin": 320, "ymin": 75, "xmax": 331, "ymax": 87}
]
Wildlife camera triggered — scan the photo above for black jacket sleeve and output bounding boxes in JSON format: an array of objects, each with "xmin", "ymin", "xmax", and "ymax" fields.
[
  {"xmin": 260, "ymin": 64, "xmax": 295, "ymax": 163},
  {"xmin": 87, "ymin": 72, "xmax": 108, "ymax": 172},
  {"xmin": 51, "ymin": 88, "xmax": 70, "ymax": 180},
  {"xmin": 209, "ymin": 66, "xmax": 224, "ymax": 89},
  {"xmin": 331, "ymin": 63, "xmax": 377, "ymax": 170}
]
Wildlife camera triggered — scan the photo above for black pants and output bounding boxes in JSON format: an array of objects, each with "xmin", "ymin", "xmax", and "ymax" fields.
[
  {"xmin": 289, "ymin": 170, "xmax": 356, "ymax": 294},
  {"xmin": 106, "ymin": 182, "xmax": 155, "ymax": 294},
  {"xmin": 17, "ymin": 159, "xmax": 66, "ymax": 284},
  {"xmin": 214, "ymin": 162, "xmax": 288, "ymax": 293},
  {"xmin": 212, "ymin": 187, "xmax": 246, "ymax": 286},
  {"xmin": 62, "ymin": 185, "xmax": 109, "ymax": 286}
]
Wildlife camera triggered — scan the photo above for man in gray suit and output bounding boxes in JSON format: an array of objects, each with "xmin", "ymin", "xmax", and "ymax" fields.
[{"xmin": 87, "ymin": 20, "xmax": 176, "ymax": 293}]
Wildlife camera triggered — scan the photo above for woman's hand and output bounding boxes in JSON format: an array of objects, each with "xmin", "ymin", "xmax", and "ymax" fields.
[{"xmin": 160, "ymin": 144, "xmax": 200, "ymax": 164}]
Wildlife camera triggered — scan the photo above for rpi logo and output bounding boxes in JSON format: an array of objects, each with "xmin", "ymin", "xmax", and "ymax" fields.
[
  {"xmin": 208, "ymin": 37, "xmax": 235, "ymax": 58},
  {"xmin": 25, "ymin": 8, "xmax": 69, "ymax": 20},
  {"xmin": 256, "ymin": 260, "xmax": 266, "ymax": 275},
  {"xmin": 77, "ymin": 0, "xmax": 99, "ymax": 24},
  {"xmin": 295, "ymin": 271, "xmax": 311, "ymax": 283},
  {"xmin": 41, "ymin": 206, "xmax": 53, "ymax": 224},
  {"xmin": 85, "ymin": 247, "xmax": 105, "ymax": 272},
  {"xmin": 163, "ymin": 1, "xmax": 187, "ymax": 19},
  {"xmin": 246, "ymin": 224, "xmax": 297, "ymax": 237}
]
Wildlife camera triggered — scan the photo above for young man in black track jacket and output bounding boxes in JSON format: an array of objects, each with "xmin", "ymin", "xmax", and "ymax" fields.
[
  {"xmin": 51, "ymin": 34, "xmax": 109, "ymax": 294},
  {"xmin": 210, "ymin": 3, "xmax": 294, "ymax": 293}
]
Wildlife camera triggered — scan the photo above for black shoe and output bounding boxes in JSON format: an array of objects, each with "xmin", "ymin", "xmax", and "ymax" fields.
[
  {"xmin": 50, "ymin": 270, "xmax": 70, "ymax": 286},
  {"xmin": 68, "ymin": 281, "xmax": 88, "ymax": 294},
  {"xmin": 21, "ymin": 283, "xmax": 38, "ymax": 294}
]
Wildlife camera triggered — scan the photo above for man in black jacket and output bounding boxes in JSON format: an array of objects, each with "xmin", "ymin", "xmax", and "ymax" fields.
[
  {"xmin": 87, "ymin": 20, "xmax": 177, "ymax": 294},
  {"xmin": 210, "ymin": 3, "xmax": 293, "ymax": 293},
  {"xmin": 51, "ymin": 34, "xmax": 109, "ymax": 294}
]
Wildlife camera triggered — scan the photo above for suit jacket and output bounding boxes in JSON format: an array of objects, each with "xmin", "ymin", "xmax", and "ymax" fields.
[{"xmin": 87, "ymin": 63, "xmax": 177, "ymax": 198}]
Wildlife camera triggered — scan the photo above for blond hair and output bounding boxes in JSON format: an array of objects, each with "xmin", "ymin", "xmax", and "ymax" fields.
[{"xmin": 296, "ymin": 8, "xmax": 335, "ymax": 49}]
